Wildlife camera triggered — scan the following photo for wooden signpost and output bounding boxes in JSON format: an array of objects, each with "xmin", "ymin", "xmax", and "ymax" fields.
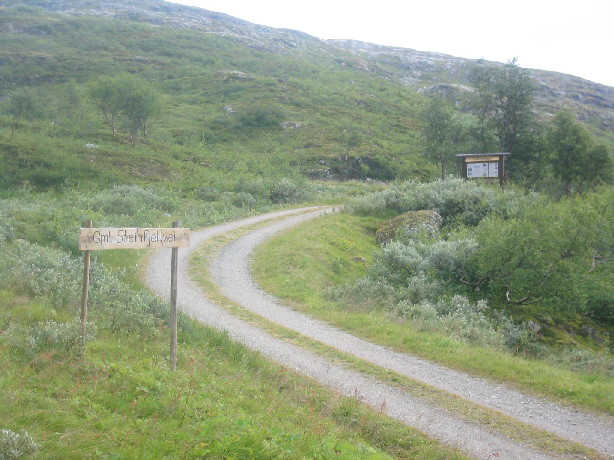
[{"xmin": 79, "ymin": 221, "xmax": 190, "ymax": 370}]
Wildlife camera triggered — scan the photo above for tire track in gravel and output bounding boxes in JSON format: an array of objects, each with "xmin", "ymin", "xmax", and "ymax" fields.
[{"xmin": 146, "ymin": 207, "xmax": 613, "ymax": 459}]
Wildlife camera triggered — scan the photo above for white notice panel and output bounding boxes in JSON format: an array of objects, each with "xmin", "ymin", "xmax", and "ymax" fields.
[
  {"xmin": 467, "ymin": 163, "xmax": 490, "ymax": 178},
  {"xmin": 468, "ymin": 162, "xmax": 499, "ymax": 178}
]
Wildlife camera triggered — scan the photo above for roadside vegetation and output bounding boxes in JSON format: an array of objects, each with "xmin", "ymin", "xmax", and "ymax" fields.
[
  {"xmin": 1, "ymin": 292, "xmax": 467, "ymax": 459},
  {"xmin": 0, "ymin": 189, "xmax": 467, "ymax": 459},
  {"xmin": 253, "ymin": 179, "xmax": 614, "ymax": 414}
]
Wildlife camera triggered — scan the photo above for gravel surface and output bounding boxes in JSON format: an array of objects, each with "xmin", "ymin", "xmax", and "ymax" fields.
[{"xmin": 146, "ymin": 207, "xmax": 613, "ymax": 459}]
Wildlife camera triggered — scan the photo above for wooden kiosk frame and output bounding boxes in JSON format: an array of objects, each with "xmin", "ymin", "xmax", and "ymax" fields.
[{"xmin": 456, "ymin": 153, "xmax": 510, "ymax": 187}]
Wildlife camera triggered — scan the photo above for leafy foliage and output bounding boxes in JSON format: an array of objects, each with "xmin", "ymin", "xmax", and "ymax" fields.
[
  {"xmin": 548, "ymin": 111, "xmax": 614, "ymax": 194},
  {"xmin": 468, "ymin": 59, "xmax": 536, "ymax": 155},
  {"xmin": 347, "ymin": 177, "xmax": 517, "ymax": 226},
  {"xmin": 4, "ymin": 88, "xmax": 43, "ymax": 140},
  {"xmin": 90, "ymin": 74, "xmax": 160, "ymax": 142},
  {"xmin": 459, "ymin": 200, "xmax": 601, "ymax": 316},
  {"xmin": 347, "ymin": 180, "xmax": 614, "ymax": 344}
]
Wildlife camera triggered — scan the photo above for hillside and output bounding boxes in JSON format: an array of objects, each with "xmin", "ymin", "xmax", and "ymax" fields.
[
  {"xmin": 331, "ymin": 40, "xmax": 614, "ymax": 139},
  {"xmin": 1, "ymin": 0, "xmax": 613, "ymax": 188},
  {"xmin": 5, "ymin": 0, "xmax": 614, "ymax": 132}
]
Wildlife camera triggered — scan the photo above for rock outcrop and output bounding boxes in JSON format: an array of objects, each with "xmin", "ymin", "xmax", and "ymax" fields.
[{"xmin": 376, "ymin": 210, "xmax": 443, "ymax": 245}]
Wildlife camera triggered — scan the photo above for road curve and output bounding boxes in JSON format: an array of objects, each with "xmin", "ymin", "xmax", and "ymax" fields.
[{"xmin": 146, "ymin": 207, "xmax": 613, "ymax": 459}]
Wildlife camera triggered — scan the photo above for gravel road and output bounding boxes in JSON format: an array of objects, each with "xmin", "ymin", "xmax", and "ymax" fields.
[{"xmin": 146, "ymin": 207, "xmax": 614, "ymax": 459}]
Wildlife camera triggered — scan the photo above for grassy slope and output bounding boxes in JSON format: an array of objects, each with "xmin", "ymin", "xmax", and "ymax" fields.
[
  {"xmin": 252, "ymin": 213, "xmax": 614, "ymax": 415},
  {"xmin": 0, "ymin": 290, "xmax": 468, "ymax": 459},
  {"xmin": 0, "ymin": 6, "xmax": 434, "ymax": 191},
  {"xmin": 0, "ymin": 188, "xmax": 466, "ymax": 458}
]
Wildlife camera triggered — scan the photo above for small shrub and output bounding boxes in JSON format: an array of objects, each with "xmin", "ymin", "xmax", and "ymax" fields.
[
  {"xmin": 89, "ymin": 263, "xmax": 167, "ymax": 337},
  {"xmin": 194, "ymin": 186, "xmax": 220, "ymax": 202},
  {"xmin": 395, "ymin": 296, "xmax": 507, "ymax": 347},
  {"xmin": 0, "ymin": 429, "xmax": 40, "ymax": 460},
  {"xmin": 234, "ymin": 177, "xmax": 268, "ymax": 198},
  {"xmin": 347, "ymin": 178, "xmax": 505, "ymax": 226},
  {"xmin": 269, "ymin": 177, "xmax": 309, "ymax": 204},
  {"xmin": 238, "ymin": 104, "xmax": 285, "ymax": 128},
  {"xmin": 550, "ymin": 347, "xmax": 614, "ymax": 376},
  {"xmin": 87, "ymin": 185, "xmax": 177, "ymax": 216},
  {"xmin": 397, "ymin": 274, "xmax": 444, "ymax": 305},
  {"xmin": 344, "ymin": 192, "xmax": 387, "ymax": 216},
  {"xmin": 223, "ymin": 191, "xmax": 258, "ymax": 209},
  {"xmin": 0, "ymin": 220, "xmax": 14, "ymax": 243},
  {"xmin": 0, "ymin": 241, "xmax": 81, "ymax": 307},
  {"xmin": 368, "ymin": 237, "xmax": 476, "ymax": 289},
  {"xmin": 326, "ymin": 277, "xmax": 397, "ymax": 310},
  {"xmin": 8, "ymin": 319, "xmax": 91, "ymax": 359}
]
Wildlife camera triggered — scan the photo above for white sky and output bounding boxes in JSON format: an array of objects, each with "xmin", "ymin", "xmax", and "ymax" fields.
[{"xmin": 170, "ymin": 0, "xmax": 614, "ymax": 87}]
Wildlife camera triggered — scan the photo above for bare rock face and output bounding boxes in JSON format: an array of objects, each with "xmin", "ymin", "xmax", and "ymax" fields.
[
  {"xmin": 376, "ymin": 210, "xmax": 443, "ymax": 245},
  {"xmin": 219, "ymin": 70, "xmax": 254, "ymax": 81}
]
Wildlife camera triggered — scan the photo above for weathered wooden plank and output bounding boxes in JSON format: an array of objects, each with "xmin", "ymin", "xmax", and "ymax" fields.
[
  {"xmin": 79, "ymin": 227, "xmax": 190, "ymax": 250},
  {"xmin": 465, "ymin": 156, "xmax": 500, "ymax": 163}
]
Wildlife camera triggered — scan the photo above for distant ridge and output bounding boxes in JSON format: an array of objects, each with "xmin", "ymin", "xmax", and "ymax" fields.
[{"xmin": 6, "ymin": 0, "xmax": 612, "ymax": 138}]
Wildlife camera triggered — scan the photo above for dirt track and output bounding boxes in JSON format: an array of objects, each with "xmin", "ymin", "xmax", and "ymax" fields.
[{"xmin": 145, "ymin": 207, "xmax": 614, "ymax": 459}]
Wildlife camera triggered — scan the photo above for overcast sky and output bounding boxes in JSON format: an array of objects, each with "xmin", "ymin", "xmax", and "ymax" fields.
[{"xmin": 171, "ymin": 0, "xmax": 614, "ymax": 87}]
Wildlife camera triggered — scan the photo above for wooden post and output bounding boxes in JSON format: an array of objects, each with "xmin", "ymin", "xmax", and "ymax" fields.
[
  {"xmin": 169, "ymin": 221, "xmax": 179, "ymax": 371},
  {"xmin": 499, "ymin": 155, "xmax": 506, "ymax": 189},
  {"xmin": 80, "ymin": 219, "xmax": 93, "ymax": 342}
]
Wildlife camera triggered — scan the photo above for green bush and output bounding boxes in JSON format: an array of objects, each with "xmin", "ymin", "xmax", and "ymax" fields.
[
  {"xmin": 326, "ymin": 277, "xmax": 398, "ymax": 309},
  {"xmin": 369, "ymin": 238, "xmax": 477, "ymax": 289},
  {"xmin": 194, "ymin": 185, "xmax": 220, "ymax": 202},
  {"xmin": 460, "ymin": 199, "xmax": 600, "ymax": 316},
  {"xmin": 395, "ymin": 296, "xmax": 506, "ymax": 347},
  {"xmin": 0, "ymin": 241, "xmax": 81, "ymax": 307},
  {"xmin": 0, "ymin": 235, "xmax": 168, "ymax": 339},
  {"xmin": 88, "ymin": 262, "xmax": 168, "ymax": 337},
  {"xmin": 346, "ymin": 178, "xmax": 495, "ymax": 224},
  {"xmin": 269, "ymin": 177, "xmax": 310, "ymax": 204},
  {"xmin": 237, "ymin": 104, "xmax": 285, "ymax": 128},
  {"xmin": 352, "ymin": 181, "xmax": 614, "ymax": 326},
  {"xmin": 223, "ymin": 191, "xmax": 258, "ymax": 209}
]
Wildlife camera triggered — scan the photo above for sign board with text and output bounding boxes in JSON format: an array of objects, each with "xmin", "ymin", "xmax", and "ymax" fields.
[
  {"xmin": 467, "ymin": 162, "xmax": 499, "ymax": 178},
  {"xmin": 79, "ymin": 227, "xmax": 190, "ymax": 251},
  {"xmin": 78, "ymin": 221, "xmax": 189, "ymax": 371},
  {"xmin": 456, "ymin": 152, "xmax": 509, "ymax": 187}
]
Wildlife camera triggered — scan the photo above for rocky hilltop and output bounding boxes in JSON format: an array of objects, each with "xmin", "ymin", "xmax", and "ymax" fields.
[
  {"xmin": 331, "ymin": 39, "xmax": 614, "ymax": 134},
  {"xmin": 3, "ymin": 0, "xmax": 614, "ymax": 137}
]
